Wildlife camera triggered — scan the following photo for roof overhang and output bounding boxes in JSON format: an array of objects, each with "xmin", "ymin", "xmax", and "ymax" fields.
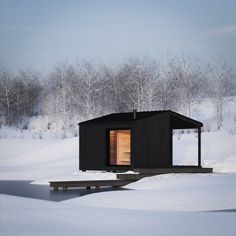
[{"xmin": 169, "ymin": 111, "xmax": 203, "ymax": 129}]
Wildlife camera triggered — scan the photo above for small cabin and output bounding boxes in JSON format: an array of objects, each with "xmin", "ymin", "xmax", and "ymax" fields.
[{"xmin": 78, "ymin": 110, "xmax": 203, "ymax": 172}]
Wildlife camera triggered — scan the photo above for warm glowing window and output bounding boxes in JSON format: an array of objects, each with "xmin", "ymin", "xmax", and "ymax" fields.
[{"xmin": 109, "ymin": 130, "xmax": 131, "ymax": 166}]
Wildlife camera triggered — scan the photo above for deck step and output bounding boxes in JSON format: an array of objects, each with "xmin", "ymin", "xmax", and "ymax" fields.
[{"xmin": 116, "ymin": 174, "xmax": 151, "ymax": 180}]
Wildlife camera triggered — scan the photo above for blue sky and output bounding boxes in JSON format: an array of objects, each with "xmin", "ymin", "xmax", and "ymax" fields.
[{"xmin": 1, "ymin": 0, "xmax": 236, "ymax": 73}]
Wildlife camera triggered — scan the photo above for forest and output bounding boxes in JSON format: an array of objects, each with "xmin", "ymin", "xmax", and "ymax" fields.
[{"xmin": 0, "ymin": 54, "xmax": 235, "ymax": 134}]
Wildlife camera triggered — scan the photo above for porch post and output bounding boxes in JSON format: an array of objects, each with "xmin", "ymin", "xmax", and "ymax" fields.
[{"xmin": 198, "ymin": 127, "xmax": 201, "ymax": 167}]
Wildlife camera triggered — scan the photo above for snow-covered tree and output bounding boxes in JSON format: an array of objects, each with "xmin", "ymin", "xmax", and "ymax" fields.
[
  {"xmin": 75, "ymin": 61, "xmax": 103, "ymax": 120},
  {"xmin": 118, "ymin": 57, "xmax": 159, "ymax": 112},
  {"xmin": 169, "ymin": 55, "xmax": 202, "ymax": 116},
  {"xmin": 154, "ymin": 59, "xmax": 178, "ymax": 111},
  {"xmin": 43, "ymin": 63, "xmax": 76, "ymax": 137},
  {"xmin": 99, "ymin": 65, "xmax": 120, "ymax": 114},
  {"xmin": 0, "ymin": 66, "xmax": 41, "ymax": 125},
  {"xmin": 0, "ymin": 66, "xmax": 15, "ymax": 125},
  {"xmin": 207, "ymin": 58, "xmax": 233, "ymax": 128},
  {"xmin": 1, "ymin": 55, "xmax": 235, "ymax": 135},
  {"xmin": 18, "ymin": 69, "xmax": 42, "ymax": 119}
]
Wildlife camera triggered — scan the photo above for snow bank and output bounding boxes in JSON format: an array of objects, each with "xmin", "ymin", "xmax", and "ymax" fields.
[
  {"xmin": 72, "ymin": 173, "xmax": 236, "ymax": 212},
  {"xmin": 0, "ymin": 138, "xmax": 79, "ymax": 180},
  {"xmin": 0, "ymin": 115, "xmax": 79, "ymax": 139}
]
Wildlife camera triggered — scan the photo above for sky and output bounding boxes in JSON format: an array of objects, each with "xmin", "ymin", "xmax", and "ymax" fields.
[{"xmin": 0, "ymin": 0, "xmax": 236, "ymax": 74}]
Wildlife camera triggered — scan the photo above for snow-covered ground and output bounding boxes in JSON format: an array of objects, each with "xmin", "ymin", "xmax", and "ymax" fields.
[
  {"xmin": 75, "ymin": 173, "xmax": 236, "ymax": 212},
  {"xmin": 0, "ymin": 97, "xmax": 236, "ymax": 235},
  {"xmin": 0, "ymin": 137, "xmax": 116, "ymax": 183},
  {"xmin": 1, "ymin": 193, "xmax": 235, "ymax": 236}
]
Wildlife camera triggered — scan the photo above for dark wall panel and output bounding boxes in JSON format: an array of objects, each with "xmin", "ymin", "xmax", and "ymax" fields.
[
  {"xmin": 80, "ymin": 125, "xmax": 106, "ymax": 170},
  {"xmin": 134, "ymin": 113, "xmax": 171, "ymax": 168},
  {"xmin": 80, "ymin": 122, "xmax": 134, "ymax": 171}
]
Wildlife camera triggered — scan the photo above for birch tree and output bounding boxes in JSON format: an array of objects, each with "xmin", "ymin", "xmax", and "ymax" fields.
[
  {"xmin": 207, "ymin": 58, "xmax": 233, "ymax": 128},
  {"xmin": 44, "ymin": 64, "xmax": 75, "ymax": 137},
  {"xmin": 75, "ymin": 61, "xmax": 102, "ymax": 120},
  {"xmin": 169, "ymin": 55, "xmax": 202, "ymax": 116},
  {"xmin": 0, "ymin": 66, "xmax": 15, "ymax": 125},
  {"xmin": 154, "ymin": 59, "xmax": 178, "ymax": 111},
  {"xmin": 99, "ymin": 65, "xmax": 120, "ymax": 114},
  {"xmin": 118, "ymin": 57, "xmax": 158, "ymax": 112},
  {"xmin": 18, "ymin": 69, "xmax": 42, "ymax": 119}
]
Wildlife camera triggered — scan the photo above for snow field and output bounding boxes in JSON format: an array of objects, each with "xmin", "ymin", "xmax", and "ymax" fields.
[
  {"xmin": 1, "ymin": 194, "xmax": 235, "ymax": 236},
  {"xmin": 0, "ymin": 96, "xmax": 236, "ymax": 235}
]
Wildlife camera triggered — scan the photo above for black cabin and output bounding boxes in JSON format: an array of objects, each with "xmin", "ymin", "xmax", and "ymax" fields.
[{"xmin": 78, "ymin": 110, "xmax": 203, "ymax": 171}]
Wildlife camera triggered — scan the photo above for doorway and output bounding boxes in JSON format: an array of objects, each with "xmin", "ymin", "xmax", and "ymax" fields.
[{"xmin": 109, "ymin": 129, "xmax": 131, "ymax": 166}]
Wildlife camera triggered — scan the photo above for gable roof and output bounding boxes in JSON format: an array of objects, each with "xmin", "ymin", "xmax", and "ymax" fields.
[
  {"xmin": 78, "ymin": 110, "xmax": 203, "ymax": 127},
  {"xmin": 79, "ymin": 110, "xmax": 166, "ymax": 125}
]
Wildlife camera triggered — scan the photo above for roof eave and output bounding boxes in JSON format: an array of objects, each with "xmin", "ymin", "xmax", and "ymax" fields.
[{"xmin": 168, "ymin": 110, "xmax": 203, "ymax": 127}]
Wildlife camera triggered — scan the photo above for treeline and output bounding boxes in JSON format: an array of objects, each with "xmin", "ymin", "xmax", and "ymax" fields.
[{"xmin": 0, "ymin": 55, "xmax": 235, "ymax": 130}]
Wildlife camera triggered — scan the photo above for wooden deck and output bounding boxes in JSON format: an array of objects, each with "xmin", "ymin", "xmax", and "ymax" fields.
[
  {"xmin": 50, "ymin": 167, "xmax": 213, "ymax": 191},
  {"xmin": 49, "ymin": 179, "xmax": 135, "ymax": 191}
]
